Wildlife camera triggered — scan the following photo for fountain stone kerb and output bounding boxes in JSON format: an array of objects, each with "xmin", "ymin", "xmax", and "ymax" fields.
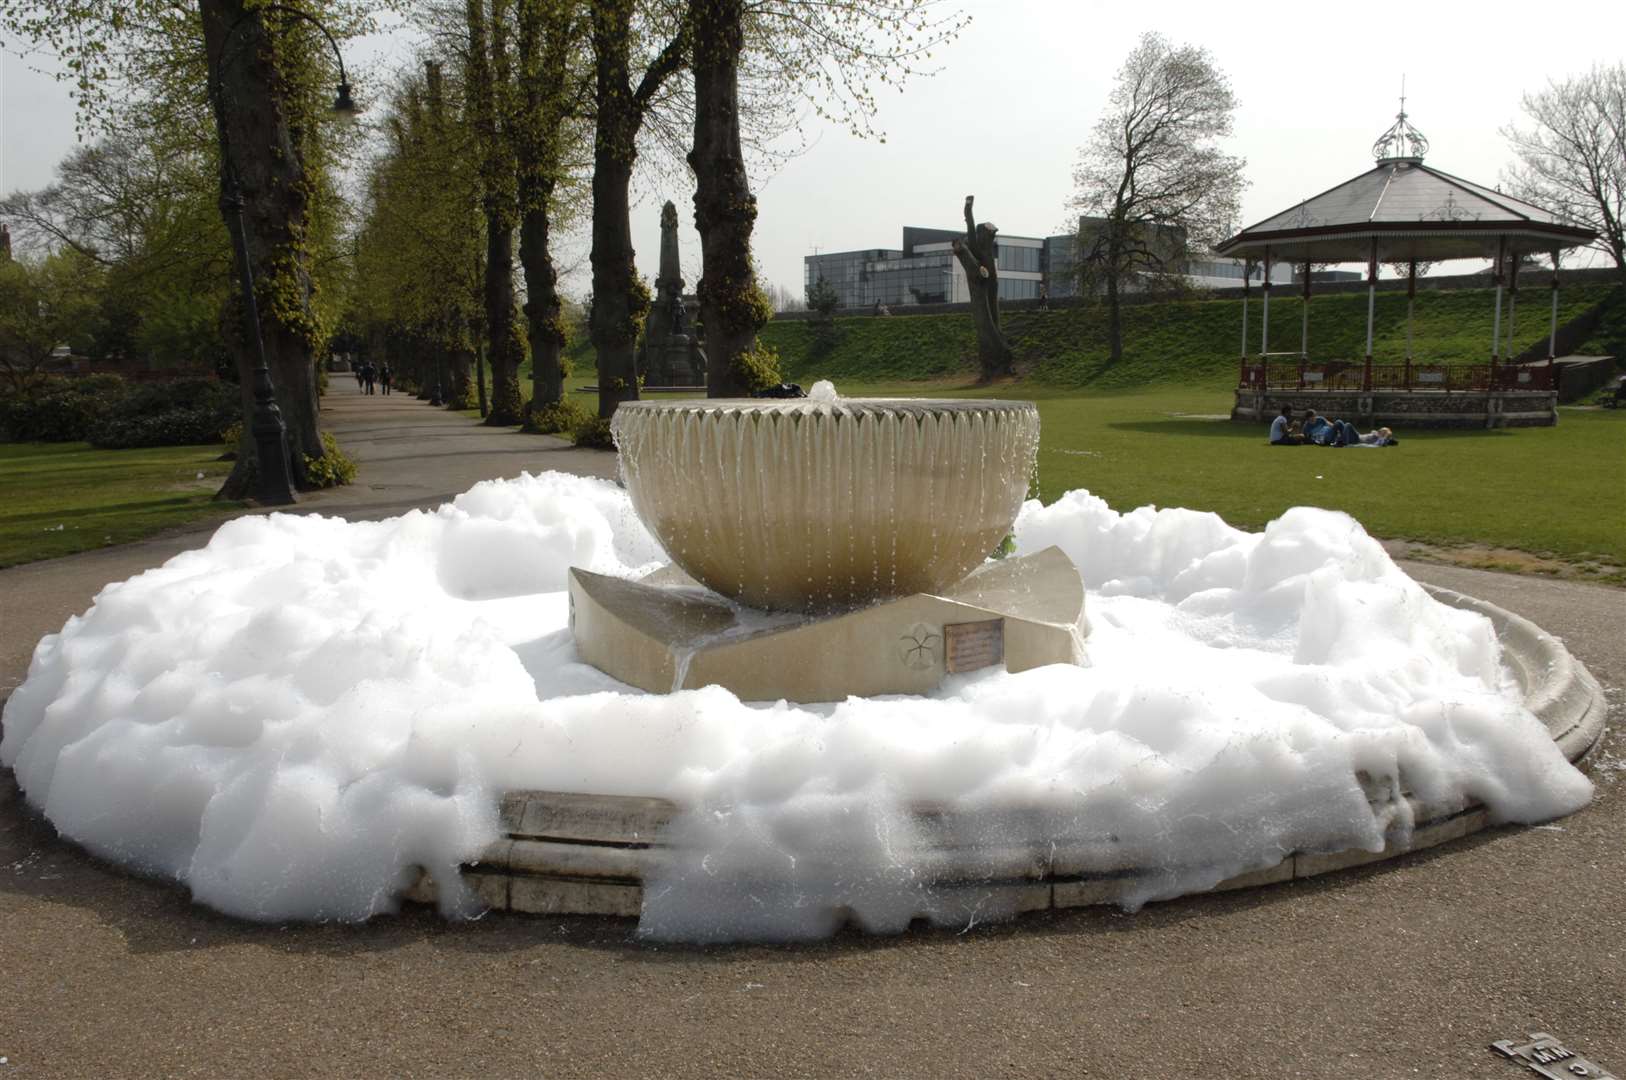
[{"xmin": 567, "ymin": 394, "xmax": 1088, "ymax": 703}]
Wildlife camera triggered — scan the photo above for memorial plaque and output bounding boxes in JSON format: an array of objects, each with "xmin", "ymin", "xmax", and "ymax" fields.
[
  {"xmin": 1493, "ymin": 1032, "xmax": 1616, "ymax": 1079},
  {"xmin": 943, "ymin": 618, "xmax": 1004, "ymax": 673}
]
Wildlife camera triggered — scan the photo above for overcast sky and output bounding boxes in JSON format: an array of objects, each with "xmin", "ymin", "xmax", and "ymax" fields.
[{"xmin": 3, "ymin": 0, "xmax": 1622, "ymax": 300}]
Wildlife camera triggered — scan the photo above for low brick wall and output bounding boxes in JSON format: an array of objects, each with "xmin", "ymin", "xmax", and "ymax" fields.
[{"xmin": 1232, "ymin": 388, "xmax": 1559, "ymax": 428}]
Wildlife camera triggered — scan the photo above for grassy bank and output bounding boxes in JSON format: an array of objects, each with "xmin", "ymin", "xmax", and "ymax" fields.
[
  {"xmin": 764, "ymin": 284, "xmax": 1620, "ymax": 388},
  {"xmin": 0, "ymin": 442, "xmax": 240, "ymax": 567}
]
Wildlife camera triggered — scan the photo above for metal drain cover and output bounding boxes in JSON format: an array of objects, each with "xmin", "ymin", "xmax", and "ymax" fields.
[{"xmin": 1493, "ymin": 1032, "xmax": 1616, "ymax": 1078}]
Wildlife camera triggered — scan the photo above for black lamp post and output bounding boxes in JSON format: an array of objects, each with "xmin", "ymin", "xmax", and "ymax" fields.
[{"xmin": 209, "ymin": 6, "xmax": 360, "ymax": 506}]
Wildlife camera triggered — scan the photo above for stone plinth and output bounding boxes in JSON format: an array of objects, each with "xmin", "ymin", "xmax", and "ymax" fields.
[
  {"xmin": 1232, "ymin": 387, "xmax": 1558, "ymax": 428},
  {"xmin": 568, "ymin": 546, "xmax": 1085, "ymax": 702}
]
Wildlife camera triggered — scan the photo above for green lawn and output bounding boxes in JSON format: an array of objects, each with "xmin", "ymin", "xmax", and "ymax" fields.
[
  {"xmin": 0, "ymin": 442, "xmax": 240, "ymax": 568},
  {"xmin": 15, "ymin": 284, "xmax": 1613, "ymax": 575},
  {"xmin": 818, "ymin": 380, "xmax": 1626, "ymax": 579}
]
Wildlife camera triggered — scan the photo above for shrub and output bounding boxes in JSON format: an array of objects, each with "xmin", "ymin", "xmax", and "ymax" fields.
[
  {"xmin": 89, "ymin": 378, "xmax": 237, "ymax": 450},
  {"xmin": 570, "ymin": 414, "xmax": 615, "ymax": 449},
  {"xmin": 303, "ymin": 431, "xmax": 358, "ymax": 488},
  {"xmin": 730, "ymin": 342, "xmax": 784, "ymax": 394},
  {"xmin": 92, "ymin": 409, "xmax": 232, "ymax": 450},
  {"xmin": 0, "ymin": 375, "xmax": 121, "ymax": 442},
  {"xmin": 524, "ymin": 397, "xmax": 592, "ymax": 435}
]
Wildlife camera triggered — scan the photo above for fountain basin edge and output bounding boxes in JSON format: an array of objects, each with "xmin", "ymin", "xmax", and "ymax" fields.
[{"xmin": 405, "ymin": 584, "xmax": 1610, "ymax": 922}]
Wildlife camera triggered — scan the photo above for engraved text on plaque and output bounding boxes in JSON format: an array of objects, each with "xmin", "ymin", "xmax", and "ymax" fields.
[{"xmin": 943, "ymin": 619, "xmax": 1005, "ymax": 673}]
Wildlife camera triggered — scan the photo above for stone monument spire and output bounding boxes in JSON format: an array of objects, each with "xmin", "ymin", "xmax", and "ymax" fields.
[
  {"xmin": 657, "ymin": 201, "xmax": 683, "ymax": 292},
  {"xmin": 638, "ymin": 201, "xmax": 705, "ymax": 386}
]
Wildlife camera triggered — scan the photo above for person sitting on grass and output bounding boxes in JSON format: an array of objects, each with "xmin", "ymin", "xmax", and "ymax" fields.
[
  {"xmin": 1269, "ymin": 405, "xmax": 1304, "ymax": 445},
  {"xmin": 1303, "ymin": 410, "xmax": 1340, "ymax": 446}
]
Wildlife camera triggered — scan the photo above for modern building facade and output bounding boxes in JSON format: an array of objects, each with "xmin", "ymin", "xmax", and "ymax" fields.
[{"xmin": 805, "ymin": 221, "xmax": 1289, "ymax": 310}]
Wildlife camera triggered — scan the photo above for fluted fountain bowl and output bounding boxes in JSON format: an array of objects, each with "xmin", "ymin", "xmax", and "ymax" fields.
[{"xmin": 611, "ymin": 398, "xmax": 1041, "ymax": 612}]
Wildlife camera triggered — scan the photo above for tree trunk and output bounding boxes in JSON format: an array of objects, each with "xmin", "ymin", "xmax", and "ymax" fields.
[
  {"xmin": 589, "ymin": 1, "xmax": 647, "ymax": 419},
  {"xmin": 690, "ymin": 0, "xmax": 762, "ymax": 398},
  {"xmin": 950, "ymin": 195, "xmax": 1014, "ymax": 381},
  {"xmin": 449, "ymin": 343, "xmax": 474, "ymax": 408},
  {"xmin": 199, "ymin": 0, "xmax": 325, "ymax": 497},
  {"xmin": 515, "ymin": 0, "xmax": 569, "ymax": 411},
  {"xmin": 1105, "ymin": 254, "xmax": 1123, "ymax": 364},
  {"xmin": 466, "ymin": 0, "xmax": 525, "ymax": 426},
  {"xmin": 472, "ymin": 318, "xmax": 489, "ymax": 417},
  {"xmin": 483, "ymin": 214, "xmax": 524, "ymax": 422}
]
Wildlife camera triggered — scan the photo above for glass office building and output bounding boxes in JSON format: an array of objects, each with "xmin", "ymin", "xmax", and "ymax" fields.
[
  {"xmin": 804, "ymin": 228, "xmax": 1047, "ymax": 310},
  {"xmin": 804, "ymin": 222, "xmax": 1285, "ymax": 310}
]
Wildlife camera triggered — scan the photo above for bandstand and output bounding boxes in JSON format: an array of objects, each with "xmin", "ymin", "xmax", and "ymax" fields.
[{"xmin": 1220, "ymin": 104, "xmax": 1597, "ymax": 428}]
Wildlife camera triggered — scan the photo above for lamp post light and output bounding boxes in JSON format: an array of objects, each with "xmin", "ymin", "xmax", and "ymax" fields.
[{"xmin": 209, "ymin": 5, "xmax": 360, "ymax": 506}]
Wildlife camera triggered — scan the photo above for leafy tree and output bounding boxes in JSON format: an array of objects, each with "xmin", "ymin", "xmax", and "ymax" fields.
[
  {"xmin": 464, "ymin": 0, "xmax": 526, "ymax": 424},
  {"xmin": 587, "ymin": 0, "xmax": 689, "ymax": 419},
  {"xmin": 1503, "ymin": 63, "xmax": 1626, "ymax": 284},
  {"xmin": 1068, "ymin": 32, "xmax": 1245, "ymax": 363},
  {"xmin": 0, "ymin": 132, "xmax": 233, "ymax": 369},
  {"xmin": 514, "ymin": 0, "xmax": 587, "ymax": 412},
  {"xmin": 688, "ymin": 0, "xmax": 964, "ymax": 395},
  {"xmin": 348, "ymin": 61, "xmax": 485, "ymax": 407},
  {"xmin": 0, "ymin": 250, "xmax": 104, "ymax": 392},
  {"xmin": 805, "ymin": 275, "xmax": 839, "ymax": 319},
  {"xmin": 0, "ymin": 0, "xmax": 371, "ymax": 497}
]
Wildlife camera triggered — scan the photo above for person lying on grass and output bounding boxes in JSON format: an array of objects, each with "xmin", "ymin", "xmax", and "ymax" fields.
[{"xmin": 1334, "ymin": 422, "xmax": 1397, "ymax": 447}]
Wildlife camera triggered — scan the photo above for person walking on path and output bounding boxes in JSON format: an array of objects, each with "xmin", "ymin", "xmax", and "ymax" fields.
[
  {"xmin": 362, "ymin": 362, "xmax": 376, "ymax": 395},
  {"xmin": 354, "ymin": 364, "xmax": 365, "ymax": 391},
  {"xmin": 379, "ymin": 363, "xmax": 393, "ymax": 396}
]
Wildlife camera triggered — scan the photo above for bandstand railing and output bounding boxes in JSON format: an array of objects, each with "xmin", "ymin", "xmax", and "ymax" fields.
[{"xmin": 1239, "ymin": 358, "xmax": 1554, "ymax": 393}]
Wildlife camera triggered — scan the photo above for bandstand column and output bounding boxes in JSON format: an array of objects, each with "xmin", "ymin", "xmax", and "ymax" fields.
[
  {"xmin": 1549, "ymin": 248, "xmax": 1561, "ymax": 389},
  {"xmin": 1491, "ymin": 237, "xmax": 1506, "ymax": 362},
  {"xmin": 1405, "ymin": 259, "xmax": 1416, "ymax": 388},
  {"xmin": 1301, "ymin": 260, "xmax": 1311, "ymax": 358},
  {"xmin": 1261, "ymin": 246, "xmax": 1271, "ymax": 354},
  {"xmin": 1507, "ymin": 252, "xmax": 1520, "ymax": 358},
  {"xmin": 1240, "ymin": 259, "xmax": 1250, "ymax": 379},
  {"xmin": 1363, "ymin": 238, "xmax": 1377, "ymax": 391},
  {"xmin": 1549, "ymin": 249, "xmax": 1562, "ymax": 355}
]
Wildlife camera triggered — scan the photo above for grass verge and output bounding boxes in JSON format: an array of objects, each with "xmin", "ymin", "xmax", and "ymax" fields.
[
  {"xmin": 0, "ymin": 442, "xmax": 240, "ymax": 568},
  {"xmin": 830, "ymin": 379, "xmax": 1626, "ymax": 583}
]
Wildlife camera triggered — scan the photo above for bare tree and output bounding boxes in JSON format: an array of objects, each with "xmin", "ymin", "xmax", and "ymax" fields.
[
  {"xmin": 1069, "ymin": 32, "xmax": 1244, "ymax": 363},
  {"xmin": 950, "ymin": 195, "xmax": 1013, "ymax": 380},
  {"xmin": 1502, "ymin": 63, "xmax": 1626, "ymax": 283}
]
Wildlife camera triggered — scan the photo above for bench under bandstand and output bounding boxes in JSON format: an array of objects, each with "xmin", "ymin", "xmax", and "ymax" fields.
[{"xmin": 1220, "ymin": 103, "xmax": 1597, "ymax": 428}]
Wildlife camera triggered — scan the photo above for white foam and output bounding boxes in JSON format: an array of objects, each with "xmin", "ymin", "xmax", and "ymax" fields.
[{"xmin": 0, "ymin": 472, "xmax": 1592, "ymax": 938}]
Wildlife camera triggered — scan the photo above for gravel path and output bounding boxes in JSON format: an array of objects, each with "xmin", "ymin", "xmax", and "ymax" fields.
[{"xmin": 1, "ymin": 385, "xmax": 1620, "ymax": 1078}]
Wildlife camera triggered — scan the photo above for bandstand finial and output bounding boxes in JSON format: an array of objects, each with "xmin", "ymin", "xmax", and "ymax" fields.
[{"xmin": 1373, "ymin": 78, "xmax": 1429, "ymax": 163}]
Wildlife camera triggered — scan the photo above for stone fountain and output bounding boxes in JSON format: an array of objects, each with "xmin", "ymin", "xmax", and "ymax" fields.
[{"xmin": 568, "ymin": 394, "xmax": 1086, "ymax": 701}]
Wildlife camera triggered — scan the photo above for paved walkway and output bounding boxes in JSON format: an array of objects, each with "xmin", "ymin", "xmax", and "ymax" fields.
[
  {"xmin": 1, "ymin": 382, "xmax": 615, "ymax": 699},
  {"xmin": 1, "ymin": 384, "xmax": 1621, "ymax": 1078}
]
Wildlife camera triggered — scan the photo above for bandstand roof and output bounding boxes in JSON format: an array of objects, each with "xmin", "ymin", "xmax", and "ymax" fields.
[{"xmin": 1216, "ymin": 107, "xmax": 1596, "ymax": 264}]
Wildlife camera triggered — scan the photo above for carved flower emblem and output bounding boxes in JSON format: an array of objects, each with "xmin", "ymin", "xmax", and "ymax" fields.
[{"xmin": 898, "ymin": 623, "xmax": 941, "ymax": 671}]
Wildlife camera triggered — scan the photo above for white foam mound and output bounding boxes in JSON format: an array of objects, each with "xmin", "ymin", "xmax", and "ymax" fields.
[{"xmin": 0, "ymin": 473, "xmax": 1593, "ymax": 939}]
